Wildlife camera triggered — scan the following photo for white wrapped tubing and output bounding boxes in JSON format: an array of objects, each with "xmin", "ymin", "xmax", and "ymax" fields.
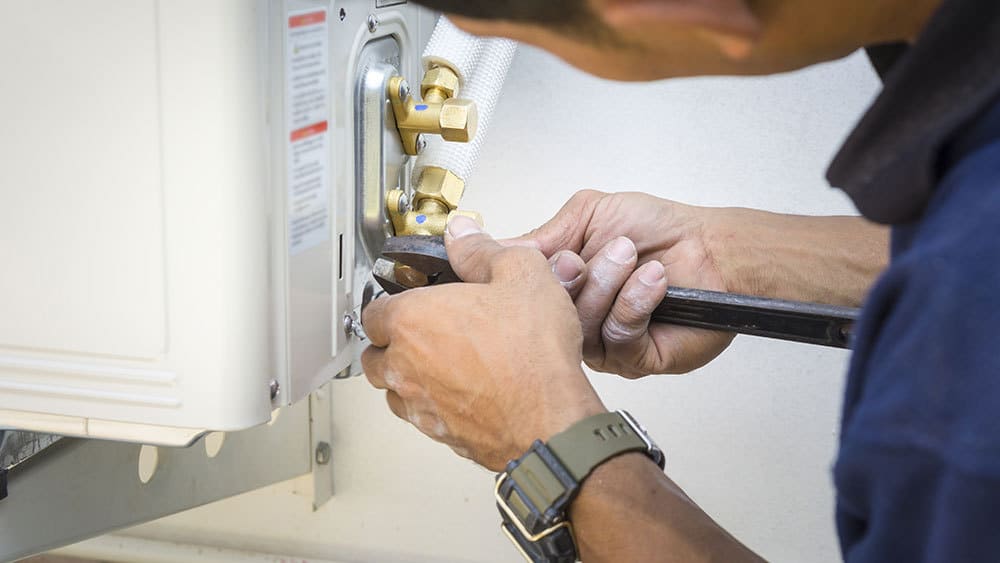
[
  {"xmin": 416, "ymin": 38, "xmax": 518, "ymax": 184},
  {"xmin": 422, "ymin": 16, "xmax": 484, "ymax": 88}
]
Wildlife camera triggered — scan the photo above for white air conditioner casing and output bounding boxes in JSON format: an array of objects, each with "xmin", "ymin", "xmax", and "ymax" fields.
[{"xmin": 0, "ymin": 0, "xmax": 426, "ymax": 445}]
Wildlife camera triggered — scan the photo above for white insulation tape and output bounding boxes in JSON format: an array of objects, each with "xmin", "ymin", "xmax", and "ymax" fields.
[
  {"xmin": 417, "ymin": 38, "xmax": 518, "ymax": 183},
  {"xmin": 422, "ymin": 17, "xmax": 483, "ymax": 87}
]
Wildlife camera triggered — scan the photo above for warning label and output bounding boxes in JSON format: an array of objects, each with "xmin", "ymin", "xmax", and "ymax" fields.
[{"xmin": 286, "ymin": 8, "xmax": 330, "ymax": 255}]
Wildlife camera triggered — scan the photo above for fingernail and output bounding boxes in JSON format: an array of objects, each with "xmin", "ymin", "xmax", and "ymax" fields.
[
  {"xmin": 607, "ymin": 237, "xmax": 636, "ymax": 265},
  {"xmin": 638, "ymin": 261, "xmax": 666, "ymax": 286},
  {"xmin": 447, "ymin": 215, "xmax": 482, "ymax": 239},
  {"xmin": 552, "ymin": 252, "xmax": 583, "ymax": 284}
]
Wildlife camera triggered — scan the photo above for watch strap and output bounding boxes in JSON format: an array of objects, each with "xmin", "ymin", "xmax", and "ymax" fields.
[
  {"xmin": 546, "ymin": 411, "xmax": 664, "ymax": 482},
  {"xmin": 496, "ymin": 411, "xmax": 665, "ymax": 562}
]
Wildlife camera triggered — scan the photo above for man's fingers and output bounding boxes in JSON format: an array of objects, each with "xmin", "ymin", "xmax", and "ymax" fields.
[
  {"xmin": 446, "ymin": 215, "xmax": 550, "ymax": 284},
  {"xmin": 602, "ymin": 261, "xmax": 669, "ymax": 365},
  {"xmin": 647, "ymin": 324, "xmax": 736, "ymax": 375},
  {"xmin": 444, "ymin": 215, "xmax": 508, "ymax": 284},
  {"xmin": 385, "ymin": 390, "xmax": 406, "ymax": 420},
  {"xmin": 361, "ymin": 346, "xmax": 388, "ymax": 389},
  {"xmin": 575, "ymin": 237, "xmax": 638, "ymax": 360},
  {"xmin": 361, "ymin": 293, "xmax": 394, "ymax": 347},
  {"xmin": 513, "ymin": 190, "xmax": 605, "ymax": 256},
  {"xmin": 550, "ymin": 251, "xmax": 587, "ymax": 298},
  {"xmin": 385, "ymin": 389, "xmax": 450, "ymax": 442}
]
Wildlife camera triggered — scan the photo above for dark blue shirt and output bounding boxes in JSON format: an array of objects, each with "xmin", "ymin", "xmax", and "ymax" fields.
[{"xmin": 834, "ymin": 98, "xmax": 1000, "ymax": 561}]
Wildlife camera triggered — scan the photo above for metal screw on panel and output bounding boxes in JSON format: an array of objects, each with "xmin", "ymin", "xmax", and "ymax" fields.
[
  {"xmin": 367, "ymin": 14, "xmax": 379, "ymax": 33},
  {"xmin": 397, "ymin": 193, "xmax": 410, "ymax": 214},
  {"xmin": 315, "ymin": 442, "xmax": 332, "ymax": 465},
  {"xmin": 398, "ymin": 80, "xmax": 411, "ymax": 101},
  {"xmin": 416, "ymin": 134, "xmax": 428, "ymax": 154},
  {"xmin": 339, "ymin": 8, "xmax": 346, "ymax": 21},
  {"xmin": 269, "ymin": 379, "xmax": 280, "ymax": 401},
  {"xmin": 343, "ymin": 314, "xmax": 356, "ymax": 338}
]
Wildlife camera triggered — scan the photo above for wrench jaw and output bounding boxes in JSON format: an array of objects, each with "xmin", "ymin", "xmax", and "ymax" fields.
[
  {"xmin": 373, "ymin": 258, "xmax": 413, "ymax": 295},
  {"xmin": 373, "ymin": 235, "xmax": 462, "ymax": 295}
]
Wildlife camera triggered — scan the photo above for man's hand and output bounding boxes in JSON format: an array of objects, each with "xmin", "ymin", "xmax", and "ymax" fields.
[
  {"xmin": 518, "ymin": 190, "xmax": 889, "ymax": 378},
  {"xmin": 362, "ymin": 216, "xmax": 606, "ymax": 471},
  {"xmin": 518, "ymin": 190, "xmax": 735, "ymax": 378}
]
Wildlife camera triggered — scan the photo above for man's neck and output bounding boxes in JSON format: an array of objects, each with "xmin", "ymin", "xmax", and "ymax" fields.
[{"xmin": 881, "ymin": 0, "xmax": 943, "ymax": 43}]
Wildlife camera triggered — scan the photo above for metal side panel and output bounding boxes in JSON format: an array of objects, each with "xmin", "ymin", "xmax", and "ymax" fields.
[
  {"xmin": 0, "ymin": 400, "xmax": 311, "ymax": 562},
  {"xmin": 275, "ymin": 0, "xmax": 423, "ymax": 403}
]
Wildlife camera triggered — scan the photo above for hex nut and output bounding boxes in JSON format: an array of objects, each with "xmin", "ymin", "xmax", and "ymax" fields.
[
  {"xmin": 416, "ymin": 167, "xmax": 465, "ymax": 211},
  {"xmin": 438, "ymin": 99, "xmax": 478, "ymax": 143},
  {"xmin": 421, "ymin": 66, "xmax": 460, "ymax": 100}
]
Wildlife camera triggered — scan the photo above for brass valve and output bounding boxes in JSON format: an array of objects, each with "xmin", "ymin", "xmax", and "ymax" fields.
[
  {"xmin": 388, "ymin": 67, "xmax": 478, "ymax": 156},
  {"xmin": 387, "ymin": 167, "xmax": 483, "ymax": 237}
]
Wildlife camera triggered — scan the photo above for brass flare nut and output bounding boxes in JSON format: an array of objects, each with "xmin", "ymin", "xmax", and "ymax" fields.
[
  {"xmin": 389, "ymin": 75, "xmax": 479, "ymax": 155},
  {"xmin": 386, "ymin": 168, "xmax": 484, "ymax": 237},
  {"xmin": 414, "ymin": 167, "xmax": 465, "ymax": 211},
  {"xmin": 421, "ymin": 66, "xmax": 460, "ymax": 103}
]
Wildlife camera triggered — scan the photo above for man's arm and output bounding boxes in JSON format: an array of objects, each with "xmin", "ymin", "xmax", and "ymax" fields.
[
  {"xmin": 520, "ymin": 191, "xmax": 890, "ymax": 377},
  {"xmin": 362, "ymin": 219, "xmax": 767, "ymax": 560},
  {"xmin": 705, "ymin": 209, "xmax": 889, "ymax": 307},
  {"xmin": 571, "ymin": 454, "xmax": 764, "ymax": 562}
]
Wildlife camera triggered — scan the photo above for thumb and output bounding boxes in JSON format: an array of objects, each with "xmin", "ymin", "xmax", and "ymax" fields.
[
  {"xmin": 444, "ymin": 215, "xmax": 507, "ymax": 284},
  {"xmin": 513, "ymin": 189, "xmax": 605, "ymax": 257}
]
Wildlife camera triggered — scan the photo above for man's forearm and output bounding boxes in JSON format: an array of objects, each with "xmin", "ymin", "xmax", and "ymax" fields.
[
  {"xmin": 704, "ymin": 209, "xmax": 889, "ymax": 306},
  {"xmin": 569, "ymin": 453, "xmax": 764, "ymax": 562}
]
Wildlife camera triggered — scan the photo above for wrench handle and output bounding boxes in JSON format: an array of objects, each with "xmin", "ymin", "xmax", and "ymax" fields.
[{"xmin": 652, "ymin": 287, "xmax": 859, "ymax": 349}]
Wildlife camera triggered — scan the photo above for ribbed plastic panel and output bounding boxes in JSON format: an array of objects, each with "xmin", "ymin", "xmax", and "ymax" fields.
[
  {"xmin": 422, "ymin": 16, "xmax": 483, "ymax": 87},
  {"xmin": 417, "ymin": 38, "xmax": 517, "ymax": 183}
]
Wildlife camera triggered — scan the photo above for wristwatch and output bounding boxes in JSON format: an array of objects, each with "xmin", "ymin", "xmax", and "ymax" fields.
[{"xmin": 495, "ymin": 411, "xmax": 665, "ymax": 562}]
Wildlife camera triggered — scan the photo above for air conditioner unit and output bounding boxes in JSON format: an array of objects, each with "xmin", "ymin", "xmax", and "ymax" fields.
[{"xmin": 0, "ymin": 2, "xmax": 515, "ymax": 558}]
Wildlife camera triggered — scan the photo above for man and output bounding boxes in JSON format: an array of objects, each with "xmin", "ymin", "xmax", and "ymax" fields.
[{"xmin": 362, "ymin": 0, "xmax": 1000, "ymax": 560}]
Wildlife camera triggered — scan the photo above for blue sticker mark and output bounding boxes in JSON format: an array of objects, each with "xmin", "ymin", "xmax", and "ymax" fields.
[
  {"xmin": 416, "ymin": 215, "xmax": 427, "ymax": 224},
  {"xmin": 415, "ymin": 104, "xmax": 429, "ymax": 111}
]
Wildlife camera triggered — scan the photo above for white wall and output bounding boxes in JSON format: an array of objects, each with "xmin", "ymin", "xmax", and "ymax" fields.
[{"xmin": 120, "ymin": 46, "xmax": 881, "ymax": 562}]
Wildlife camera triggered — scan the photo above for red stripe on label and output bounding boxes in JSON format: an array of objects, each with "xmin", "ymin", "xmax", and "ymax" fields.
[
  {"xmin": 289, "ymin": 11, "xmax": 326, "ymax": 28},
  {"xmin": 290, "ymin": 121, "xmax": 328, "ymax": 142}
]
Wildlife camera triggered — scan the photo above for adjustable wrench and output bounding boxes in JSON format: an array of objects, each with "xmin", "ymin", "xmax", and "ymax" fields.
[{"xmin": 373, "ymin": 235, "xmax": 859, "ymax": 349}]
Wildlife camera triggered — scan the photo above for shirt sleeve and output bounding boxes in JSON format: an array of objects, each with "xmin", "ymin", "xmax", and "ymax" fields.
[{"xmin": 834, "ymin": 146, "xmax": 1000, "ymax": 562}]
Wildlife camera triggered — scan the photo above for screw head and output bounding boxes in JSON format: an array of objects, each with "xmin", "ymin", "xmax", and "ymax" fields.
[
  {"xmin": 367, "ymin": 14, "xmax": 379, "ymax": 33},
  {"xmin": 416, "ymin": 134, "xmax": 427, "ymax": 154},
  {"xmin": 339, "ymin": 8, "xmax": 346, "ymax": 21},
  {"xmin": 343, "ymin": 314, "xmax": 355, "ymax": 338},
  {"xmin": 269, "ymin": 380, "xmax": 280, "ymax": 400},
  {"xmin": 315, "ymin": 442, "xmax": 332, "ymax": 465},
  {"xmin": 398, "ymin": 80, "xmax": 411, "ymax": 101},
  {"xmin": 397, "ymin": 193, "xmax": 410, "ymax": 214}
]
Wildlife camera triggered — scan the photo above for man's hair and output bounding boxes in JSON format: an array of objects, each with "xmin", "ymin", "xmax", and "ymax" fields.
[{"xmin": 412, "ymin": 0, "xmax": 590, "ymax": 28}]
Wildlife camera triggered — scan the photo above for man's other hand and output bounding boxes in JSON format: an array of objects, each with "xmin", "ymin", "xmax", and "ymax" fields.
[
  {"xmin": 362, "ymin": 216, "xmax": 606, "ymax": 471},
  {"xmin": 517, "ymin": 190, "xmax": 735, "ymax": 378}
]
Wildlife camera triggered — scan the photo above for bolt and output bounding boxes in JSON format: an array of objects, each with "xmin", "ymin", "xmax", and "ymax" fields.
[
  {"xmin": 397, "ymin": 193, "xmax": 410, "ymax": 214},
  {"xmin": 315, "ymin": 442, "xmax": 332, "ymax": 465},
  {"xmin": 367, "ymin": 14, "xmax": 379, "ymax": 33},
  {"xmin": 343, "ymin": 313, "xmax": 368, "ymax": 340},
  {"xmin": 269, "ymin": 379, "xmax": 280, "ymax": 401},
  {"xmin": 339, "ymin": 8, "xmax": 346, "ymax": 21},
  {"xmin": 416, "ymin": 134, "xmax": 427, "ymax": 154},
  {"xmin": 398, "ymin": 80, "xmax": 411, "ymax": 102}
]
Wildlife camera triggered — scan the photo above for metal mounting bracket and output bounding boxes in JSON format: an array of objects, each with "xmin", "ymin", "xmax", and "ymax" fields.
[{"xmin": 0, "ymin": 400, "xmax": 312, "ymax": 561}]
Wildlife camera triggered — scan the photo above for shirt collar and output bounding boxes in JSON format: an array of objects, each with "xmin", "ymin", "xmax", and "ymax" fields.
[{"xmin": 826, "ymin": 0, "xmax": 1000, "ymax": 225}]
